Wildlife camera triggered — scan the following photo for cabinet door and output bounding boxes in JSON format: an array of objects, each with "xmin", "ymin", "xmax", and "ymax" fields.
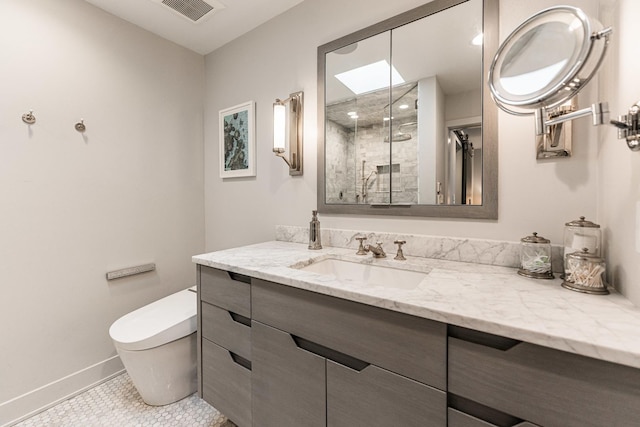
[
  {"xmin": 251, "ymin": 321, "xmax": 326, "ymax": 427},
  {"xmin": 327, "ymin": 360, "xmax": 446, "ymax": 427},
  {"xmin": 449, "ymin": 327, "xmax": 640, "ymax": 427}
]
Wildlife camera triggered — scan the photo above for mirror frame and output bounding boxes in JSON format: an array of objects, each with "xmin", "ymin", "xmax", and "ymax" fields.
[{"xmin": 317, "ymin": 0, "xmax": 499, "ymax": 219}]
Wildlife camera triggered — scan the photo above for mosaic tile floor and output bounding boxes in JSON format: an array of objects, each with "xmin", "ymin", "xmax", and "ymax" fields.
[{"xmin": 14, "ymin": 373, "xmax": 237, "ymax": 427}]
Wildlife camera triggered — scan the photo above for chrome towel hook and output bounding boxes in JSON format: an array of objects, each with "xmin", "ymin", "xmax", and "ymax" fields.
[
  {"xmin": 75, "ymin": 119, "xmax": 86, "ymax": 133},
  {"xmin": 22, "ymin": 110, "xmax": 36, "ymax": 125}
]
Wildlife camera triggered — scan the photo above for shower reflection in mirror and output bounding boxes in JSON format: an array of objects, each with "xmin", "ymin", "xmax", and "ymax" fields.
[
  {"xmin": 323, "ymin": 0, "xmax": 484, "ymax": 207},
  {"xmin": 325, "ymin": 76, "xmax": 483, "ymax": 206}
]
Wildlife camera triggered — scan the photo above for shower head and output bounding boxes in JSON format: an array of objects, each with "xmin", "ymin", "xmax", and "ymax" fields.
[
  {"xmin": 384, "ymin": 132, "xmax": 412, "ymax": 142},
  {"xmin": 383, "ymin": 121, "xmax": 417, "ymax": 142}
]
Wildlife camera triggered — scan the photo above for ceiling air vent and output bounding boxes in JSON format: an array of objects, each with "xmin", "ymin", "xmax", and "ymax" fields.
[{"xmin": 159, "ymin": 0, "xmax": 225, "ymax": 23}]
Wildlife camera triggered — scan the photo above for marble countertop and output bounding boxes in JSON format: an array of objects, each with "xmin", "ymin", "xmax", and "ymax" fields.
[{"xmin": 193, "ymin": 241, "xmax": 640, "ymax": 369}]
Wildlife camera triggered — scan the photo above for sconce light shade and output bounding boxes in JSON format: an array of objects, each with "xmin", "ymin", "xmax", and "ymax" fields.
[
  {"xmin": 272, "ymin": 91, "xmax": 303, "ymax": 176},
  {"xmin": 273, "ymin": 103, "xmax": 287, "ymax": 152}
]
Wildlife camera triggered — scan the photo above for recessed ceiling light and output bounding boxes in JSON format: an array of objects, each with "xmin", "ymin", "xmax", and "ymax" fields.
[
  {"xmin": 471, "ymin": 33, "xmax": 483, "ymax": 46},
  {"xmin": 398, "ymin": 104, "xmax": 409, "ymax": 110},
  {"xmin": 335, "ymin": 60, "xmax": 405, "ymax": 95}
]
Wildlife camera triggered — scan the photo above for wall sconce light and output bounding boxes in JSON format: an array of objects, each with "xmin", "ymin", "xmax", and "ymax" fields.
[{"xmin": 273, "ymin": 91, "xmax": 303, "ymax": 175}]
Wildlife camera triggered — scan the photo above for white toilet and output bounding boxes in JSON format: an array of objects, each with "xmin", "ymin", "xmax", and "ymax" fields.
[{"xmin": 109, "ymin": 287, "xmax": 197, "ymax": 406}]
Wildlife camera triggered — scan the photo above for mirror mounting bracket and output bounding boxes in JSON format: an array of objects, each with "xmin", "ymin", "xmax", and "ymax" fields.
[
  {"xmin": 535, "ymin": 102, "xmax": 609, "ymax": 159},
  {"xmin": 535, "ymin": 100, "xmax": 640, "ymax": 156},
  {"xmin": 534, "ymin": 102, "xmax": 610, "ymax": 159},
  {"xmin": 611, "ymin": 101, "xmax": 640, "ymax": 151},
  {"xmin": 536, "ymin": 100, "xmax": 576, "ymax": 158}
]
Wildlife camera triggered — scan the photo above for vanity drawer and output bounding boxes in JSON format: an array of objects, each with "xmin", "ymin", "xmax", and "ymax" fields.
[
  {"xmin": 199, "ymin": 265, "xmax": 250, "ymax": 318},
  {"xmin": 448, "ymin": 328, "xmax": 640, "ymax": 427},
  {"xmin": 327, "ymin": 360, "xmax": 445, "ymax": 426},
  {"xmin": 202, "ymin": 339, "xmax": 251, "ymax": 427},
  {"xmin": 252, "ymin": 278, "xmax": 446, "ymax": 389},
  {"xmin": 201, "ymin": 301, "xmax": 251, "ymax": 361}
]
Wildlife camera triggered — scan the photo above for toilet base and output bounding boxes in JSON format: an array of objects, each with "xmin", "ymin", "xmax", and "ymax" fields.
[{"xmin": 117, "ymin": 332, "xmax": 197, "ymax": 406}]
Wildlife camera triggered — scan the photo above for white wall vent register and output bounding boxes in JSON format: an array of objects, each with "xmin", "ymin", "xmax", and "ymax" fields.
[{"xmin": 157, "ymin": 0, "xmax": 226, "ymax": 23}]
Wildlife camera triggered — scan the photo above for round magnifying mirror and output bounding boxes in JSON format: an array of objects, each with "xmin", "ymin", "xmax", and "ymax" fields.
[{"xmin": 489, "ymin": 6, "xmax": 610, "ymax": 115}]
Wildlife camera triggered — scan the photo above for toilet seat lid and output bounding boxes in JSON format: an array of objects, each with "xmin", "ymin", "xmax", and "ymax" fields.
[{"xmin": 109, "ymin": 288, "xmax": 196, "ymax": 351}]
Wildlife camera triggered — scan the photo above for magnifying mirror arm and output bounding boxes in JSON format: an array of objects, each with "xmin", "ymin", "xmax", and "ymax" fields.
[{"xmin": 535, "ymin": 102, "xmax": 609, "ymax": 136}]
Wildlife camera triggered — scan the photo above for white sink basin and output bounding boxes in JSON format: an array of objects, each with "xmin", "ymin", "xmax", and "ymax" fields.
[{"xmin": 298, "ymin": 258, "xmax": 429, "ymax": 290}]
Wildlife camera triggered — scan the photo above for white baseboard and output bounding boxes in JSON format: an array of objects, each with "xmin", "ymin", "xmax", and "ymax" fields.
[{"xmin": 0, "ymin": 356, "xmax": 124, "ymax": 427}]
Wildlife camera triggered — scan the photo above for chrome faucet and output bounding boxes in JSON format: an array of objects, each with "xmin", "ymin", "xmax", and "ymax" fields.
[{"xmin": 364, "ymin": 241, "xmax": 386, "ymax": 258}]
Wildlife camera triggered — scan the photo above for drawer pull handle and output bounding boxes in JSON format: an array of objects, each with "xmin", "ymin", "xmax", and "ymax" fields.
[
  {"xmin": 229, "ymin": 311, "xmax": 251, "ymax": 327},
  {"xmin": 229, "ymin": 351, "xmax": 252, "ymax": 371},
  {"xmin": 227, "ymin": 271, "xmax": 251, "ymax": 284},
  {"xmin": 292, "ymin": 335, "xmax": 369, "ymax": 372},
  {"xmin": 449, "ymin": 395, "xmax": 536, "ymax": 427},
  {"xmin": 449, "ymin": 325, "xmax": 521, "ymax": 351}
]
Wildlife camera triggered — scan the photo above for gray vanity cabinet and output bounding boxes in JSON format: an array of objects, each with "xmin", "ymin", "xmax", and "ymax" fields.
[
  {"xmin": 198, "ymin": 264, "xmax": 640, "ymax": 427},
  {"xmin": 197, "ymin": 266, "xmax": 252, "ymax": 427},
  {"xmin": 251, "ymin": 278, "xmax": 447, "ymax": 427},
  {"xmin": 448, "ymin": 326, "xmax": 640, "ymax": 427}
]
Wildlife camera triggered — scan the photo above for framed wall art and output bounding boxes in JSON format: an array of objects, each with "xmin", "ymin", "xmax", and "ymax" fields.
[{"xmin": 219, "ymin": 101, "xmax": 256, "ymax": 178}]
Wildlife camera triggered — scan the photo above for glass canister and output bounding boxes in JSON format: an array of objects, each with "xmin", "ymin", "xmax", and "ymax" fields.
[
  {"xmin": 562, "ymin": 248, "xmax": 609, "ymax": 295},
  {"xmin": 564, "ymin": 216, "xmax": 601, "ymax": 259},
  {"xmin": 518, "ymin": 232, "xmax": 554, "ymax": 279}
]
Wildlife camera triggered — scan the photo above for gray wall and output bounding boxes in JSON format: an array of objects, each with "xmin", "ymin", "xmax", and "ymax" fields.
[
  {"xmin": 203, "ymin": 0, "xmax": 600, "ymax": 249},
  {"xmin": 4, "ymin": 0, "xmax": 638, "ymax": 423},
  {"xmin": 598, "ymin": 0, "xmax": 640, "ymax": 305},
  {"xmin": 0, "ymin": 1, "xmax": 205, "ymax": 423}
]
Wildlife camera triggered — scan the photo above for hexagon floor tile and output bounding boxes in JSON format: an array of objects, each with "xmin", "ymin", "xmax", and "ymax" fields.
[{"xmin": 13, "ymin": 373, "xmax": 236, "ymax": 427}]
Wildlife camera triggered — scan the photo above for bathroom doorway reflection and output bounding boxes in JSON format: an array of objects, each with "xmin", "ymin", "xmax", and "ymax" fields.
[{"xmin": 446, "ymin": 123, "xmax": 482, "ymax": 205}]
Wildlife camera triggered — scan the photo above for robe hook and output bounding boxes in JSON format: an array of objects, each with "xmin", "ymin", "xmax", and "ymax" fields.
[
  {"xmin": 22, "ymin": 110, "xmax": 36, "ymax": 125},
  {"xmin": 75, "ymin": 119, "xmax": 86, "ymax": 133}
]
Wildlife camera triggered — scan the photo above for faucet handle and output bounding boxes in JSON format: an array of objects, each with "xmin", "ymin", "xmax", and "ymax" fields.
[
  {"xmin": 355, "ymin": 236, "xmax": 368, "ymax": 255},
  {"xmin": 393, "ymin": 240, "xmax": 406, "ymax": 261}
]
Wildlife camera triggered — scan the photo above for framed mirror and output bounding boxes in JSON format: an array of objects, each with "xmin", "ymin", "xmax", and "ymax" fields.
[{"xmin": 317, "ymin": 0, "xmax": 498, "ymax": 219}]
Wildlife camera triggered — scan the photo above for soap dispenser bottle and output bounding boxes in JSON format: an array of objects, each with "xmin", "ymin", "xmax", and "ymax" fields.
[{"xmin": 309, "ymin": 210, "xmax": 322, "ymax": 250}]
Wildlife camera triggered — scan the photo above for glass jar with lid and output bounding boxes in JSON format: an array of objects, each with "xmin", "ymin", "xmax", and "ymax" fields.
[
  {"xmin": 518, "ymin": 232, "xmax": 554, "ymax": 279},
  {"xmin": 564, "ymin": 216, "xmax": 601, "ymax": 256},
  {"xmin": 562, "ymin": 248, "xmax": 609, "ymax": 295}
]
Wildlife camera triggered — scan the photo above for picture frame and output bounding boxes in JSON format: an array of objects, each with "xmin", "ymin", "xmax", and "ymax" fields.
[{"xmin": 219, "ymin": 101, "xmax": 256, "ymax": 178}]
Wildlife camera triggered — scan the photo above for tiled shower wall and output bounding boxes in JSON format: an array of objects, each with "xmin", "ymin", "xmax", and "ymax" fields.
[
  {"xmin": 325, "ymin": 121, "xmax": 418, "ymax": 204},
  {"xmin": 325, "ymin": 120, "xmax": 356, "ymax": 203}
]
